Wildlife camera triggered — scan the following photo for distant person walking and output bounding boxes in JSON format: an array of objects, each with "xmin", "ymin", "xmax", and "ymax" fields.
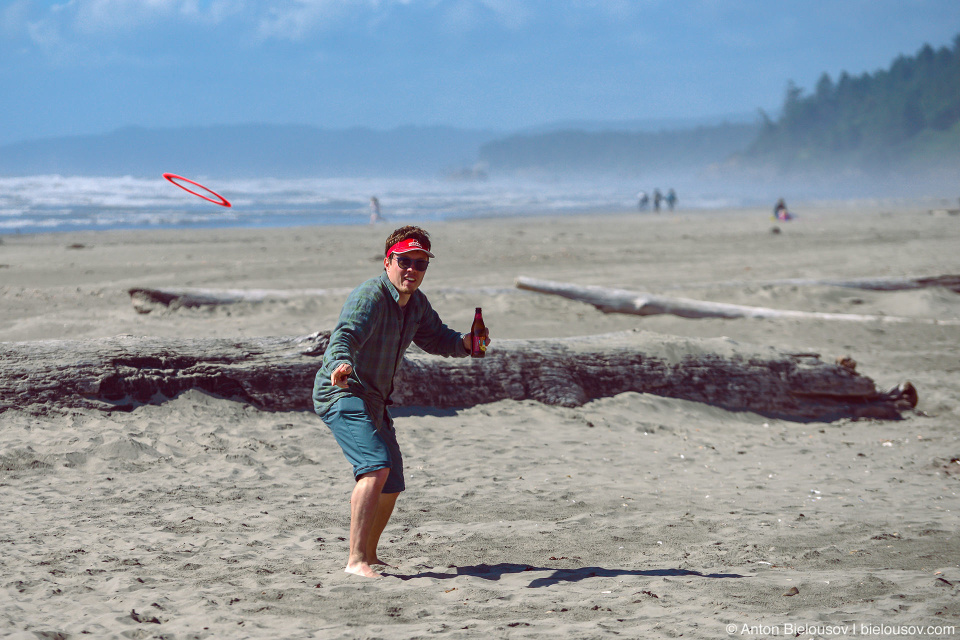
[
  {"xmin": 653, "ymin": 189, "xmax": 663, "ymax": 213},
  {"xmin": 369, "ymin": 197, "xmax": 384, "ymax": 224},
  {"xmin": 637, "ymin": 191, "xmax": 649, "ymax": 211},
  {"xmin": 666, "ymin": 189, "xmax": 677, "ymax": 211}
]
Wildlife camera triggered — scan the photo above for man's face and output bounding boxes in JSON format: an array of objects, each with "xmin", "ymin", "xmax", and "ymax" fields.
[{"xmin": 384, "ymin": 249, "xmax": 429, "ymax": 299}]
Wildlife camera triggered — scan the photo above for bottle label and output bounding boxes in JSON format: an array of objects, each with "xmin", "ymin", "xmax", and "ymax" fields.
[{"xmin": 472, "ymin": 334, "xmax": 485, "ymax": 354}]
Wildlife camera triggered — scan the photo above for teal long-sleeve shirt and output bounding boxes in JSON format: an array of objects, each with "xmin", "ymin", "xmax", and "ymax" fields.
[{"xmin": 313, "ymin": 271, "xmax": 469, "ymax": 419}]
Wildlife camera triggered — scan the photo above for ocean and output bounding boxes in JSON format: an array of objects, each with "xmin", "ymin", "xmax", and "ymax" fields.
[{"xmin": 0, "ymin": 175, "xmax": 739, "ymax": 234}]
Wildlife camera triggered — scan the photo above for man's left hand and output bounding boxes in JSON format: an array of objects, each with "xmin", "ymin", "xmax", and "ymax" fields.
[{"xmin": 463, "ymin": 328, "xmax": 490, "ymax": 354}]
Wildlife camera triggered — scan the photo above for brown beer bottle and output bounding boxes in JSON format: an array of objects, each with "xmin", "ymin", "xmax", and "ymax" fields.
[{"xmin": 470, "ymin": 307, "xmax": 486, "ymax": 358}]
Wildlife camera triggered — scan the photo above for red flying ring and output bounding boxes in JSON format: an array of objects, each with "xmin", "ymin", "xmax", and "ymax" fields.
[{"xmin": 163, "ymin": 173, "xmax": 232, "ymax": 207}]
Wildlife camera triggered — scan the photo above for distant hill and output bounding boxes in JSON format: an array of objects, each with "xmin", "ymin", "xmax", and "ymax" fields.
[
  {"xmin": 517, "ymin": 112, "xmax": 758, "ymax": 135},
  {"xmin": 0, "ymin": 124, "xmax": 499, "ymax": 178},
  {"xmin": 736, "ymin": 34, "xmax": 960, "ymax": 177},
  {"xmin": 477, "ymin": 122, "xmax": 760, "ymax": 177},
  {"xmin": 0, "ymin": 120, "xmax": 762, "ymax": 181}
]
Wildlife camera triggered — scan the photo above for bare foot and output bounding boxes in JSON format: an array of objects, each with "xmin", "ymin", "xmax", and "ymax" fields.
[
  {"xmin": 369, "ymin": 557, "xmax": 397, "ymax": 568},
  {"xmin": 344, "ymin": 562, "xmax": 383, "ymax": 578}
]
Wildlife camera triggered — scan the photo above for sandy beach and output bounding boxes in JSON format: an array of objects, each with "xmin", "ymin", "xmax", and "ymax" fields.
[{"xmin": 2, "ymin": 204, "xmax": 959, "ymax": 639}]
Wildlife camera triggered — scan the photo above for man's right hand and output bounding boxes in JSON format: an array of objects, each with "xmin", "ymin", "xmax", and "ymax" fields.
[{"xmin": 331, "ymin": 363, "xmax": 353, "ymax": 389}]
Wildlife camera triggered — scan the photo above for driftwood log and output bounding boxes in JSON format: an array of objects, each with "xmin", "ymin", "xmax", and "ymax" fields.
[
  {"xmin": 768, "ymin": 274, "xmax": 960, "ymax": 293},
  {"xmin": 677, "ymin": 274, "xmax": 960, "ymax": 294},
  {"xmin": 0, "ymin": 330, "xmax": 915, "ymax": 421},
  {"xmin": 127, "ymin": 287, "xmax": 352, "ymax": 313},
  {"xmin": 516, "ymin": 277, "xmax": 960, "ymax": 325},
  {"xmin": 128, "ymin": 286, "xmax": 514, "ymax": 313}
]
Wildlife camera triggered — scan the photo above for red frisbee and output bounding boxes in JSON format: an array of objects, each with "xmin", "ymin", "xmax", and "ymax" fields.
[{"xmin": 163, "ymin": 173, "xmax": 232, "ymax": 207}]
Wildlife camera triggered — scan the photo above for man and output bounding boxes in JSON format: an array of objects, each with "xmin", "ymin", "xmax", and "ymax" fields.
[{"xmin": 313, "ymin": 225, "xmax": 490, "ymax": 578}]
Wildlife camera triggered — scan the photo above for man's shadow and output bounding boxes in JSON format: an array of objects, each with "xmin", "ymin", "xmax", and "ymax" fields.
[
  {"xmin": 391, "ymin": 562, "xmax": 745, "ymax": 587},
  {"xmin": 389, "ymin": 406, "xmax": 460, "ymax": 419}
]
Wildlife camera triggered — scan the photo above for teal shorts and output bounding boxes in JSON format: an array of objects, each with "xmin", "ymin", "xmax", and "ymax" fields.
[{"xmin": 320, "ymin": 395, "xmax": 405, "ymax": 493}]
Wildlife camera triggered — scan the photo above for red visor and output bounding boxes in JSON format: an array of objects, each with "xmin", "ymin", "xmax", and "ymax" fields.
[{"xmin": 387, "ymin": 238, "xmax": 435, "ymax": 258}]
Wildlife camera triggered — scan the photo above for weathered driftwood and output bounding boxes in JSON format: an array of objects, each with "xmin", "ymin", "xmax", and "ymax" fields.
[
  {"xmin": 128, "ymin": 286, "xmax": 515, "ymax": 313},
  {"xmin": 780, "ymin": 274, "xmax": 960, "ymax": 293},
  {"xmin": 515, "ymin": 277, "xmax": 960, "ymax": 325},
  {"xmin": 0, "ymin": 334, "xmax": 329, "ymax": 414},
  {"xmin": 128, "ymin": 287, "xmax": 353, "ymax": 313},
  {"xmin": 0, "ymin": 330, "xmax": 915, "ymax": 421},
  {"xmin": 677, "ymin": 275, "xmax": 960, "ymax": 294}
]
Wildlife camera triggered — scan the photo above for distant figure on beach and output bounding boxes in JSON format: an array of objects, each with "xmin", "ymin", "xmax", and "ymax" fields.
[
  {"xmin": 313, "ymin": 226, "xmax": 490, "ymax": 578},
  {"xmin": 773, "ymin": 198, "xmax": 793, "ymax": 221},
  {"xmin": 666, "ymin": 189, "xmax": 677, "ymax": 211},
  {"xmin": 653, "ymin": 189, "xmax": 663, "ymax": 213},
  {"xmin": 369, "ymin": 197, "xmax": 384, "ymax": 224},
  {"xmin": 637, "ymin": 191, "xmax": 649, "ymax": 211}
]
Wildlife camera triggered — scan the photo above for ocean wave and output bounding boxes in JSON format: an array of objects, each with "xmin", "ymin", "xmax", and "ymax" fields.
[{"xmin": 0, "ymin": 174, "xmax": 728, "ymax": 233}]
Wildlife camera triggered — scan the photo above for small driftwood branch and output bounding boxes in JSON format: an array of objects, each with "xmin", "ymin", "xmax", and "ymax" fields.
[
  {"xmin": 515, "ymin": 277, "xmax": 960, "ymax": 325},
  {"xmin": 777, "ymin": 274, "xmax": 960, "ymax": 293},
  {"xmin": 0, "ymin": 331, "xmax": 915, "ymax": 421},
  {"xmin": 128, "ymin": 286, "xmax": 515, "ymax": 313},
  {"xmin": 676, "ymin": 275, "xmax": 960, "ymax": 294}
]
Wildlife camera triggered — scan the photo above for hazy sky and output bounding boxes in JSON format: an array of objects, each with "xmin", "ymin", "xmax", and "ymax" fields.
[{"xmin": 2, "ymin": 0, "xmax": 959, "ymax": 145}]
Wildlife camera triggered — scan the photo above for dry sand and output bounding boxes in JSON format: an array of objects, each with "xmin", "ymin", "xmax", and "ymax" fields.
[{"xmin": 1, "ymin": 204, "xmax": 959, "ymax": 639}]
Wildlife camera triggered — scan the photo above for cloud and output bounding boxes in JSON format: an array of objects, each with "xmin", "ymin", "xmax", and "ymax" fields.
[
  {"xmin": 253, "ymin": 0, "xmax": 529, "ymax": 41},
  {"xmin": 9, "ymin": 0, "xmax": 531, "ymax": 54},
  {"xmin": 16, "ymin": 0, "xmax": 235, "ymax": 41},
  {"xmin": 7, "ymin": 0, "xmax": 249, "ymax": 65},
  {"xmin": 251, "ymin": 0, "xmax": 429, "ymax": 41},
  {"xmin": 26, "ymin": 16, "xmax": 64, "ymax": 50},
  {"xmin": 69, "ymin": 0, "xmax": 228, "ymax": 33},
  {"xmin": 1, "ymin": 0, "xmax": 32, "ymax": 36},
  {"xmin": 429, "ymin": 0, "xmax": 530, "ymax": 36},
  {"xmin": 473, "ymin": 0, "xmax": 530, "ymax": 29},
  {"xmin": 569, "ymin": 0, "xmax": 651, "ymax": 20},
  {"xmin": 255, "ymin": 0, "xmax": 353, "ymax": 40}
]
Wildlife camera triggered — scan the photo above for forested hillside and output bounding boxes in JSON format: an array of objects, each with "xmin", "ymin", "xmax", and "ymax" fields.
[{"xmin": 742, "ymin": 35, "xmax": 960, "ymax": 174}]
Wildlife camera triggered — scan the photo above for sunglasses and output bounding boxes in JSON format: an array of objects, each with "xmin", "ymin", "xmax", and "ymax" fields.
[{"xmin": 392, "ymin": 255, "xmax": 430, "ymax": 271}]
